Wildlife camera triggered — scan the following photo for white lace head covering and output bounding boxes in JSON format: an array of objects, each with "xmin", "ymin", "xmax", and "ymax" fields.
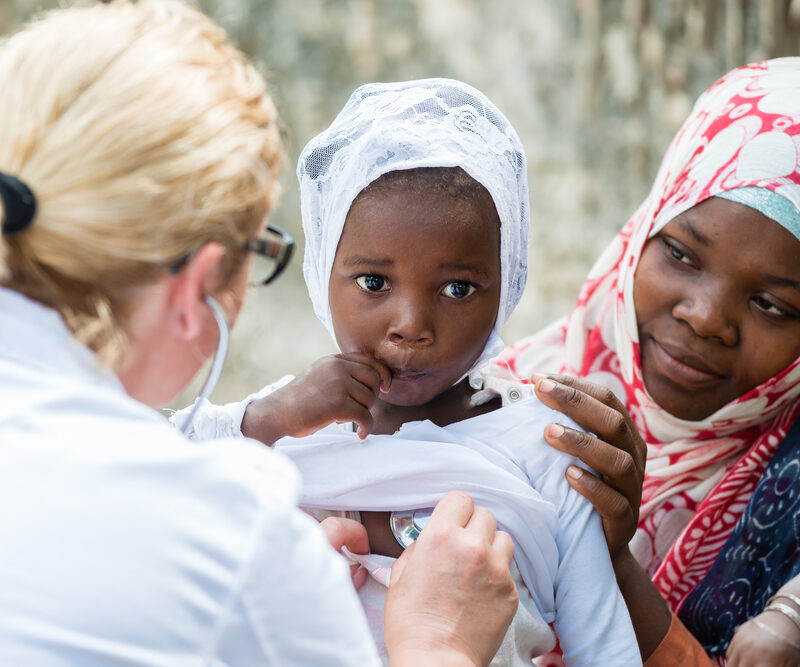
[{"xmin": 298, "ymin": 78, "xmax": 530, "ymax": 379}]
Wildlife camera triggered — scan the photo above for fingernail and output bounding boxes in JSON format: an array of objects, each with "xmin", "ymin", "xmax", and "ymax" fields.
[
  {"xmin": 567, "ymin": 466, "xmax": 583, "ymax": 480},
  {"xmin": 353, "ymin": 566, "xmax": 368, "ymax": 589},
  {"xmin": 538, "ymin": 378, "xmax": 556, "ymax": 393},
  {"xmin": 548, "ymin": 423, "xmax": 565, "ymax": 438}
]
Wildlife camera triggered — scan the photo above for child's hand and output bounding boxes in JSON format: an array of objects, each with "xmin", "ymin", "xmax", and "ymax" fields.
[
  {"xmin": 242, "ymin": 353, "xmax": 391, "ymax": 445},
  {"xmin": 727, "ymin": 611, "xmax": 800, "ymax": 666}
]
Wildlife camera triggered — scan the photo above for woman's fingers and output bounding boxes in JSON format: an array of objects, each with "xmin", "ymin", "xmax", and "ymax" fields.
[
  {"xmin": 726, "ymin": 617, "xmax": 800, "ymax": 667},
  {"xmin": 565, "ymin": 464, "xmax": 636, "ymax": 527},
  {"xmin": 533, "ymin": 374, "xmax": 646, "ymax": 557},
  {"xmin": 319, "ymin": 517, "xmax": 370, "ymax": 590},
  {"xmin": 465, "ymin": 505, "xmax": 497, "ymax": 540},
  {"xmin": 425, "ymin": 489, "xmax": 474, "ymax": 528},
  {"xmin": 492, "ymin": 529, "xmax": 515, "ymax": 564},
  {"xmin": 535, "ymin": 375, "xmax": 645, "ymax": 483},
  {"xmin": 536, "ymin": 375, "xmax": 644, "ymax": 460},
  {"xmin": 319, "ymin": 516, "xmax": 370, "ymax": 554},
  {"xmin": 545, "ymin": 423, "xmax": 639, "ymax": 492},
  {"xmin": 563, "ymin": 459, "xmax": 638, "ymax": 556},
  {"xmin": 385, "ymin": 492, "xmax": 517, "ymax": 666}
]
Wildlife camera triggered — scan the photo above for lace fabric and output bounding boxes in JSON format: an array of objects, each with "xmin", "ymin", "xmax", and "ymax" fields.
[{"xmin": 297, "ymin": 78, "xmax": 530, "ymax": 378}]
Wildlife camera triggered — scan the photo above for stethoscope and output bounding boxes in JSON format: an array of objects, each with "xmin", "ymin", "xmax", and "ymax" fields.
[
  {"xmin": 174, "ymin": 296, "xmax": 229, "ymax": 436},
  {"xmin": 389, "ymin": 507, "xmax": 434, "ymax": 548}
]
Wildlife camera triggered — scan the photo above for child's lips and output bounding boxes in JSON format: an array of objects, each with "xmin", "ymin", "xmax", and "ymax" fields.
[
  {"xmin": 391, "ymin": 368, "xmax": 427, "ymax": 381},
  {"xmin": 374, "ymin": 350, "xmax": 431, "ymax": 383}
]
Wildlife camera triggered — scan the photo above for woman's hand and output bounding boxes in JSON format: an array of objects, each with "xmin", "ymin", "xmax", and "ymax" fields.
[
  {"xmin": 727, "ymin": 612, "xmax": 800, "ymax": 667},
  {"xmin": 242, "ymin": 353, "xmax": 392, "ymax": 445},
  {"xmin": 533, "ymin": 374, "xmax": 646, "ymax": 559},
  {"xmin": 319, "ymin": 516, "xmax": 370, "ymax": 590},
  {"xmin": 385, "ymin": 491, "xmax": 518, "ymax": 667}
]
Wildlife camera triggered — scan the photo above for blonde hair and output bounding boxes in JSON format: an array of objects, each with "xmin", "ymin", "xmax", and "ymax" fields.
[{"xmin": 0, "ymin": 0, "xmax": 284, "ymax": 367}]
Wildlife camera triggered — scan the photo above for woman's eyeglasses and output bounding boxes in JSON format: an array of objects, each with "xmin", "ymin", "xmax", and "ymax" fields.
[
  {"xmin": 170, "ymin": 223, "xmax": 294, "ymax": 287},
  {"xmin": 246, "ymin": 224, "xmax": 294, "ymax": 286}
]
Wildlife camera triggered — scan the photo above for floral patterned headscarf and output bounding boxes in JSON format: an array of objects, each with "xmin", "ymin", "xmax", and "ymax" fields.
[{"xmin": 496, "ymin": 58, "xmax": 800, "ymax": 612}]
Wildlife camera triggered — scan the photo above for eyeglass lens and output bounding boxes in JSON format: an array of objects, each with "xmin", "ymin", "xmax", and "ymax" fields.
[{"xmin": 249, "ymin": 224, "xmax": 294, "ymax": 286}]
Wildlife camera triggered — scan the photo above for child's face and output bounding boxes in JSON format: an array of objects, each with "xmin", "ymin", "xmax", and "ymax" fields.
[
  {"xmin": 329, "ymin": 186, "xmax": 502, "ymax": 407},
  {"xmin": 634, "ymin": 196, "xmax": 800, "ymax": 421}
]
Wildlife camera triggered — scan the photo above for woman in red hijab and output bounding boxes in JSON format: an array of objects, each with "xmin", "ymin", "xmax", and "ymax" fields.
[{"xmin": 498, "ymin": 58, "xmax": 800, "ymax": 665}]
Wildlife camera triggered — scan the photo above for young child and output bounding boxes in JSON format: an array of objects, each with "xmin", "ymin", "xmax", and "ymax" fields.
[{"xmin": 184, "ymin": 79, "xmax": 640, "ymax": 665}]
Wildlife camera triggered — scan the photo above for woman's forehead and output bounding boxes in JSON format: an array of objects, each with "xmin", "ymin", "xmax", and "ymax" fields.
[{"xmin": 662, "ymin": 197, "xmax": 800, "ymax": 278}]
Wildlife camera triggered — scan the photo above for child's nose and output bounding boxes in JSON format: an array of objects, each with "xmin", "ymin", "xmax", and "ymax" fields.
[
  {"xmin": 672, "ymin": 281, "xmax": 739, "ymax": 346},
  {"xmin": 386, "ymin": 299, "xmax": 434, "ymax": 347}
]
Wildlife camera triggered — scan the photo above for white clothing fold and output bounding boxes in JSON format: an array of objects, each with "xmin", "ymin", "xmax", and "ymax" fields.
[
  {"xmin": 272, "ymin": 402, "xmax": 641, "ymax": 666},
  {"xmin": 178, "ymin": 382, "xmax": 641, "ymax": 665}
]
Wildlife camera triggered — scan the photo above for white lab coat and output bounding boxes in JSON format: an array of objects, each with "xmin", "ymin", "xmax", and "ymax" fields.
[{"xmin": 0, "ymin": 287, "xmax": 379, "ymax": 666}]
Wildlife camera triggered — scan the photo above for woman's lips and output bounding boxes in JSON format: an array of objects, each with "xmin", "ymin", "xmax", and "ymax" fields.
[{"xmin": 648, "ymin": 338, "xmax": 725, "ymax": 387}]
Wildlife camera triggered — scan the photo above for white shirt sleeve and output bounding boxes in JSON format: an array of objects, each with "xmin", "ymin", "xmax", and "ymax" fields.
[
  {"xmin": 212, "ymin": 499, "xmax": 381, "ymax": 666},
  {"xmin": 168, "ymin": 387, "xmax": 380, "ymax": 665},
  {"xmin": 171, "ymin": 375, "xmax": 295, "ymax": 440},
  {"xmin": 0, "ymin": 292, "xmax": 381, "ymax": 666},
  {"xmin": 532, "ymin": 452, "xmax": 641, "ymax": 666},
  {"xmin": 490, "ymin": 402, "xmax": 640, "ymax": 666}
]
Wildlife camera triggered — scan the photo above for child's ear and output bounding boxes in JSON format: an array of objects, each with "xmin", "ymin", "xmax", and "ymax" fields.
[{"xmin": 168, "ymin": 242, "xmax": 225, "ymax": 340}]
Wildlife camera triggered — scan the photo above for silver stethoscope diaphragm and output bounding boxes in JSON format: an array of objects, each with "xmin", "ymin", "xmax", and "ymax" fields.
[{"xmin": 389, "ymin": 507, "xmax": 434, "ymax": 548}]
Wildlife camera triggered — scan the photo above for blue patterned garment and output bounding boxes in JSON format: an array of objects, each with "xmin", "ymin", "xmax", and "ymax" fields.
[{"xmin": 678, "ymin": 415, "xmax": 800, "ymax": 655}]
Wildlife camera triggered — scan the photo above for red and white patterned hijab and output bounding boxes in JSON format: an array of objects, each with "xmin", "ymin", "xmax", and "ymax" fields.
[{"xmin": 496, "ymin": 58, "xmax": 800, "ymax": 611}]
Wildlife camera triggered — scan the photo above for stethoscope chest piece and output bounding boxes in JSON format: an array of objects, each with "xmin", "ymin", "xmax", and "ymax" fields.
[{"xmin": 389, "ymin": 507, "xmax": 434, "ymax": 548}]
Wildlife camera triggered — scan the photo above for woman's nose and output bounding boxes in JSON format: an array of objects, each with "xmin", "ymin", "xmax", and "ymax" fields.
[
  {"xmin": 386, "ymin": 298, "xmax": 434, "ymax": 347},
  {"xmin": 672, "ymin": 282, "xmax": 739, "ymax": 346}
]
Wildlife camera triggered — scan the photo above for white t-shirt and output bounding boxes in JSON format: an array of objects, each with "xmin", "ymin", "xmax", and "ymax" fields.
[
  {"xmin": 182, "ymin": 377, "xmax": 642, "ymax": 666},
  {"xmin": 0, "ymin": 288, "xmax": 380, "ymax": 666}
]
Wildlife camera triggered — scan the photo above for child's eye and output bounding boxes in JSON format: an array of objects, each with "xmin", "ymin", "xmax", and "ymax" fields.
[
  {"xmin": 442, "ymin": 281, "xmax": 476, "ymax": 299},
  {"xmin": 752, "ymin": 295, "xmax": 798, "ymax": 320},
  {"xmin": 355, "ymin": 274, "xmax": 389, "ymax": 292},
  {"xmin": 661, "ymin": 238, "xmax": 694, "ymax": 266}
]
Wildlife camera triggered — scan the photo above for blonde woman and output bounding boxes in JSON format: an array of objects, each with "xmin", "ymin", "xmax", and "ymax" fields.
[{"xmin": 0, "ymin": 2, "xmax": 516, "ymax": 665}]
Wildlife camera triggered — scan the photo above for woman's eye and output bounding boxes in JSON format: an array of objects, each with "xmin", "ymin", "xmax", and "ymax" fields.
[
  {"xmin": 355, "ymin": 274, "xmax": 388, "ymax": 292},
  {"xmin": 662, "ymin": 238, "xmax": 694, "ymax": 265},
  {"xmin": 753, "ymin": 295, "xmax": 797, "ymax": 319},
  {"xmin": 443, "ymin": 281, "xmax": 476, "ymax": 299}
]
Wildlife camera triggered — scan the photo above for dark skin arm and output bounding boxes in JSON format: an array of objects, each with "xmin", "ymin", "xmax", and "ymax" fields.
[{"xmin": 532, "ymin": 374, "xmax": 671, "ymax": 660}]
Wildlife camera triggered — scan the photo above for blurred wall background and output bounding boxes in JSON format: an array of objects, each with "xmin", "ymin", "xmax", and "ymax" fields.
[{"xmin": 2, "ymin": 0, "xmax": 799, "ymax": 406}]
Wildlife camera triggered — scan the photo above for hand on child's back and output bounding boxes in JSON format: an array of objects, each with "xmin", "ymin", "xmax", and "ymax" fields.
[{"xmin": 242, "ymin": 353, "xmax": 392, "ymax": 445}]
